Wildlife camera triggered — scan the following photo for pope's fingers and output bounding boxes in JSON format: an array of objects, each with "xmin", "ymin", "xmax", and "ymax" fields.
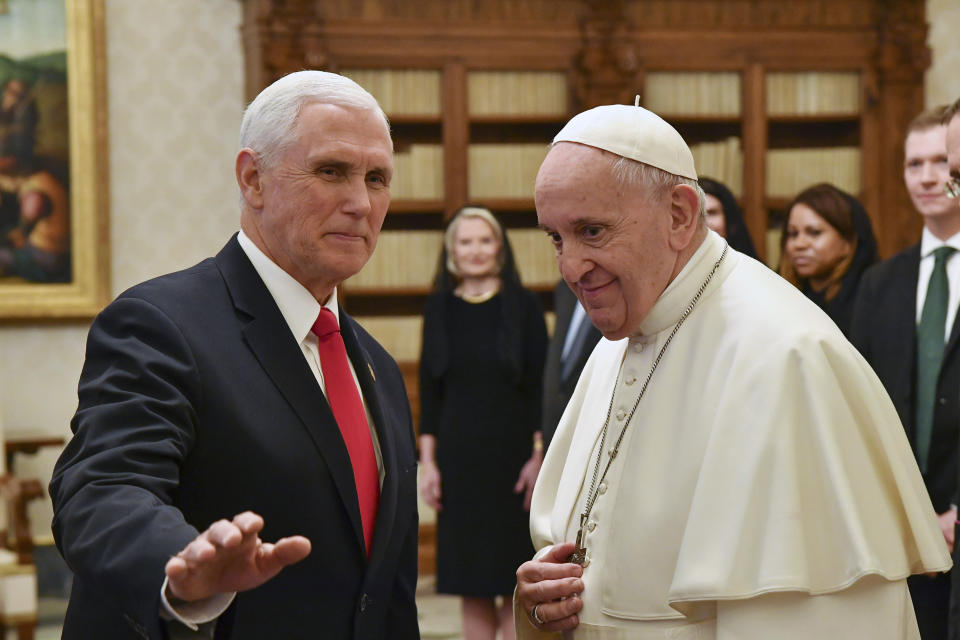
[
  {"xmin": 535, "ymin": 595, "xmax": 583, "ymax": 632},
  {"xmin": 541, "ymin": 542, "xmax": 578, "ymax": 563},
  {"xmin": 519, "ymin": 575, "xmax": 584, "ymax": 605}
]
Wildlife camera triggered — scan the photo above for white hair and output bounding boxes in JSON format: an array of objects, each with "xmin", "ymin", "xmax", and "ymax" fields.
[
  {"xmin": 608, "ymin": 154, "xmax": 706, "ymax": 219},
  {"xmin": 239, "ymin": 70, "xmax": 391, "ymax": 170}
]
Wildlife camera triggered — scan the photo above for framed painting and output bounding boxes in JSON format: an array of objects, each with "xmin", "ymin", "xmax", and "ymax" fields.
[{"xmin": 0, "ymin": 0, "xmax": 108, "ymax": 319}]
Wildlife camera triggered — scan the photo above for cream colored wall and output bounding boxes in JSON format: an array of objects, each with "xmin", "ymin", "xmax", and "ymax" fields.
[
  {"xmin": 926, "ymin": 0, "xmax": 960, "ymax": 107},
  {"xmin": 1, "ymin": 0, "xmax": 243, "ymax": 540}
]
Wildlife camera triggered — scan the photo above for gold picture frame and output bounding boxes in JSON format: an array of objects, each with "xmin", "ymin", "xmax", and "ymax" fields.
[{"xmin": 0, "ymin": 0, "xmax": 108, "ymax": 319}]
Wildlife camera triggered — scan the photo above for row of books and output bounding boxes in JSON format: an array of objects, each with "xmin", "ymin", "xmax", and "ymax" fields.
[
  {"xmin": 345, "ymin": 231, "xmax": 443, "ymax": 289},
  {"xmin": 342, "ymin": 68, "xmax": 860, "ymax": 120},
  {"xmin": 344, "ymin": 227, "xmax": 560, "ymax": 290},
  {"xmin": 767, "ymin": 72, "xmax": 859, "ymax": 116},
  {"xmin": 765, "ymin": 147, "xmax": 861, "ymax": 197},
  {"xmin": 468, "ymin": 143, "xmax": 549, "ymax": 198},
  {"xmin": 644, "ymin": 72, "xmax": 741, "ymax": 116},
  {"xmin": 506, "ymin": 228, "xmax": 560, "ymax": 286},
  {"xmin": 351, "ymin": 316, "xmax": 424, "ymax": 361},
  {"xmin": 341, "ymin": 69, "xmax": 442, "ymax": 116},
  {"xmin": 353, "ymin": 310, "xmax": 560, "ymax": 362},
  {"xmin": 392, "ymin": 144, "xmax": 444, "ymax": 199},
  {"xmin": 690, "ymin": 136, "xmax": 743, "ymax": 197},
  {"xmin": 468, "ymin": 71, "xmax": 567, "ymax": 116},
  {"xmin": 385, "ymin": 142, "xmax": 853, "ymax": 201},
  {"xmin": 764, "ymin": 229, "xmax": 784, "ymax": 270}
]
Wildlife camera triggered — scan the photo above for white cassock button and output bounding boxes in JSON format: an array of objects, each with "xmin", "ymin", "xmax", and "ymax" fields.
[
  {"xmin": 633, "ymin": 342, "xmax": 644, "ymax": 353},
  {"xmin": 598, "ymin": 482, "xmax": 607, "ymax": 494},
  {"xmin": 587, "ymin": 520, "xmax": 597, "ymax": 532},
  {"xmin": 625, "ymin": 375, "xmax": 637, "ymax": 386},
  {"xmin": 616, "ymin": 409, "xmax": 627, "ymax": 421}
]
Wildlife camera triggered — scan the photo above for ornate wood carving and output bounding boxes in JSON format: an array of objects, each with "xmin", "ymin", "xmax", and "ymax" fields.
[
  {"xmin": 242, "ymin": 0, "xmax": 329, "ymax": 99},
  {"xmin": 572, "ymin": 0, "xmax": 640, "ymax": 109}
]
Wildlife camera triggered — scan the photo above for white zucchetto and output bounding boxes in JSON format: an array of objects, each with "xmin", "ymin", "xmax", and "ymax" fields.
[{"xmin": 553, "ymin": 101, "xmax": 698, "ymax": 180}]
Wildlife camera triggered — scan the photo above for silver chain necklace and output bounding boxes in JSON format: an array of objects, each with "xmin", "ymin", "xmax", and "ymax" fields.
[{"xmin": 567, "ymin": 243, "xmax": 728, "ymax": 565}]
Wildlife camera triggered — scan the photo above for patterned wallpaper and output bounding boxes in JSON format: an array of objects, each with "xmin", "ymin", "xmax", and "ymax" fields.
[
  {"xmin": 0, "ymin": 0, "xmax": 243, "ymax": 538},
  {"xmin": 1, "ymin": 0, "xmax": 959, "ymax": 540}
]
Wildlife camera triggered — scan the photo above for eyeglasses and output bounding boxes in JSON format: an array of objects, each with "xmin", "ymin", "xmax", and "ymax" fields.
[{"xmin": 946, "ymin": 176, "xmax": 960, "ymax": 199}]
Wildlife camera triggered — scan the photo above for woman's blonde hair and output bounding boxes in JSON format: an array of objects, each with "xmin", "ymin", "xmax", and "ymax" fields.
[{"xmin": 443, "ymin": 206, "xmax": 506, "ymax": 278}]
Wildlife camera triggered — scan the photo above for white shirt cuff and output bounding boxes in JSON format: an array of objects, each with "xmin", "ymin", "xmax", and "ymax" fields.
[{"xmin": 160, "ymin": 575, "xmax": 236, "ymax": 631}]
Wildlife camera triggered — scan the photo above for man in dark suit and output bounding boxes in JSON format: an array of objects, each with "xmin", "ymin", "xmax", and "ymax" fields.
[
  {"xmin": 49, "ymin": 71, "xmax": 419, "ymax": 640},
  {"xmin": 943, "ymin": 96, "xmax": 960, "ymax": 640},
  {"xmin": 541, "ymin": 281, "xmax": 601, "ymax": 449},
  {"xmin": 851, "ymin": 105, "xmax": 960, "ymax": 639}
]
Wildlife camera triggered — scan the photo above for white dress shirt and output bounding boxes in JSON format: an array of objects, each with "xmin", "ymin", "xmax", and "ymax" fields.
[{"xmin": 915, "ymin": 226, "xmax": 960, "ymax": 340}]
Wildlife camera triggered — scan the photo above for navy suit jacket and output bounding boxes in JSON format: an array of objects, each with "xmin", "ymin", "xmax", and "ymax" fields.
[
  {"xmin": 50, "ymin": 236, "xmax": 420, "ymax": 640},
  {"xmin": 850, "ymin": 243, "xmax": 960, "ymax": 514},
  {"xmin": 540, "ymin": 281, "xmax": 601, "ymax": 450}
]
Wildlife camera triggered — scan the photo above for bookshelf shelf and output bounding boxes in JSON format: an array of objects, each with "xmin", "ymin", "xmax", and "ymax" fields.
[
  {"xmin": 767, "ymin": 114, "xmax": 860, "ymax": 123},
  {"xmin": 340, "ymin": 293, "xmax": 430, "ymax": 317},
  {"xmin": 473, "ymin": 198, "xmax": 536, "ymax": 212},
  {"xmin": 389, "ymin": 114, "xmax": 444, "ymax": 125},
  {"xmin": 768, "ymin": 120, "xmax": 859, "ymax": 149},
  {"xmin": 658, "ymin": 114, "xmax": 742, "ymax": 125},
  {"xmin": 342, "ymin": 286, "xmax": 432, "ymax": 297},
  {"xmin": 387, "ymin": 199, "xmax": 445, "ymax": 213}
]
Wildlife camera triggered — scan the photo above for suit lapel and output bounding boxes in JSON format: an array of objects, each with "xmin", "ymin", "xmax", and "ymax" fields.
[
  {"xmin": 215, "ymin": 237, "xmax": 366, "ymax": 552},
  {"xmin": 339, "ymin": 312, "xmax": 402, "ymax": 567}
]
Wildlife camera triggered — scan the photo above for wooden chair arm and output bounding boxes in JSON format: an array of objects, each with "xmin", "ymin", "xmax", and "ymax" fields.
[{"xmin": 0, "ymin": 475, "xmax": 42, "ymax": 565}]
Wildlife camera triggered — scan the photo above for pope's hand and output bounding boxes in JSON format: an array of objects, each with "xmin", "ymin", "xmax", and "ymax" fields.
[
  {"xmin": 165, "ymin": 511, "xmax": 311, "ymax": 602},
  {"xmin": 516, "ymin": 542, "xmax": 584, "ymax": 632}
]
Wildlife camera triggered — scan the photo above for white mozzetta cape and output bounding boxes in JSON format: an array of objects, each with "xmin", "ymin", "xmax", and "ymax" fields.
[{"xmin": 524, "ymin": 230, "xmax": 950, "ymax": 636}]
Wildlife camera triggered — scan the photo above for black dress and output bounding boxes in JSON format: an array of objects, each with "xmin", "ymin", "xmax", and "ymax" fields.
[{"xmin": 419, "ymin": 288, "xmax": 547, "ymax": 596}]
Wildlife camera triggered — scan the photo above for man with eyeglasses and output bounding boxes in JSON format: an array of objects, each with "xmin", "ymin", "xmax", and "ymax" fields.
[{"xmin": 850, "ymin": 104, "xmax": 960, "ymax": 639}]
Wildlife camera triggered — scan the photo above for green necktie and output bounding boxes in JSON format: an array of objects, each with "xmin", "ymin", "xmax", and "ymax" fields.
[{"xmin": 915, "ymin": 245, "xmax": 956, "ymax": 472}]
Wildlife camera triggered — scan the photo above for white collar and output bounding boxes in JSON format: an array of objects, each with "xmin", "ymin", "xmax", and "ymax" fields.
[
  {"xmin": 637, "ymin": 229, "xmax": 731, "ymax": 336},
  {"xmin": 920, "ymin": 226, "xmax": 960, "ymax": 260},
  {"xmin": 237, "ymin": 230, "xmax": 340, "ymax": 343}
]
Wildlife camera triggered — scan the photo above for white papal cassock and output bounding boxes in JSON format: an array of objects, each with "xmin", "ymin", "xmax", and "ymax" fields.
[{"xmin": 517, "ymin": 230, "xmax": 951, "ymax": 639}]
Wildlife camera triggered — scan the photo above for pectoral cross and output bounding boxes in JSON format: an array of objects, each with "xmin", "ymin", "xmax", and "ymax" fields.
[{"xmin": 566, "ymin": 514, "xmax": 587, "ymax": 565}]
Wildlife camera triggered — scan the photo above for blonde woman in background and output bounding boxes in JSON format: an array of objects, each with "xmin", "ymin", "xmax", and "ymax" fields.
[{"xmin": 419, "ymin": 206, "xmax": 547, "ymax": 640}]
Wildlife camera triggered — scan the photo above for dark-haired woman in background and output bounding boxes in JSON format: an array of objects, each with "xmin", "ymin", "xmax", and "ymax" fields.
[
  {"xmin": 418, "ymin": 206, "xmax": 547, "ymax": 640},
  {"xmin": 779, "ymin": 183, "xmax": 877, "ymax": 337},
  {"xmin": 699, "ymin": 176, "xmax": 758, "ymax": 258}
]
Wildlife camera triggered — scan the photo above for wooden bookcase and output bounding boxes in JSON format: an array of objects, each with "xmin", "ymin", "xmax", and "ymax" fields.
[{"xmin": 242, "ymin": 0, "xmax": 929, "ymax": 572}]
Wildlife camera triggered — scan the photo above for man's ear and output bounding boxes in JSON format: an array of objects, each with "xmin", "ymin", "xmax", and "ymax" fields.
[
  {"xmin": 666, "ymin": 183, "xmax": 702, "ymax": 250},
  {"xmin": 236, "ymin": 148, "xmax": 265, "ymax": 210}
]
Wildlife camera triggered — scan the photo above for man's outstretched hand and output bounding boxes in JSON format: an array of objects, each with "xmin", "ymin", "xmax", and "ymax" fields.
[{"xmin": 165, "ymin": 511, "xmax": 311, "ymax": 602}]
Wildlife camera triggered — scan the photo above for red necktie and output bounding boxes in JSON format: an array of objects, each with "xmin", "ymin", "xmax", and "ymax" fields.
[{"xmin": 311, "ymin": 308, "xmax": 379, "ymax": 555}]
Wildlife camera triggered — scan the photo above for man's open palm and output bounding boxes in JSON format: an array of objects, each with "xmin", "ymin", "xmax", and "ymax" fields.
[{"xmin": 165, "ymin": 511, "xmax": 311, "ymax": 602}]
